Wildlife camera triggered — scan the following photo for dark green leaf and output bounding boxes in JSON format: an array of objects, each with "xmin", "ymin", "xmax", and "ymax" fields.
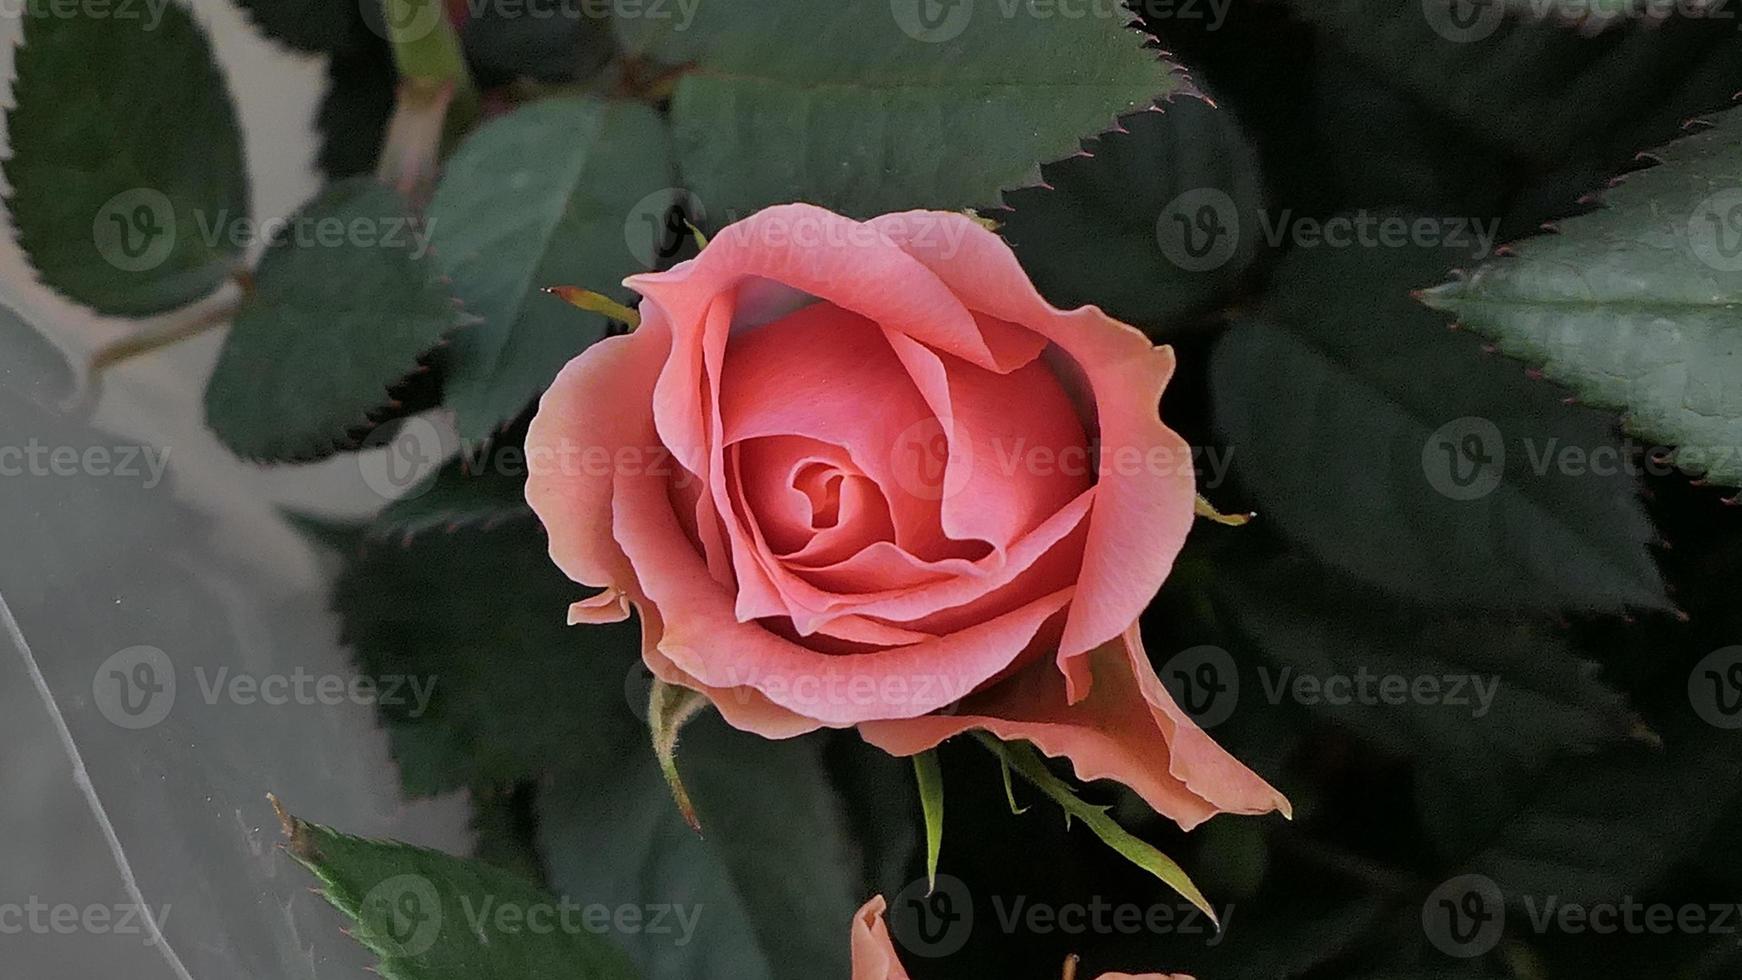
[
  {"xmin": 319, "ymin": 42, "xmax": 399, "ymax": 180},
  {"xmin": 1211, "ymin": 234, "xmax": 1666, "ymax": 611},
  {"xmin": 277, "ymin": 800, "xmax": 641, "ymax": 980},
  {"xmin": 428, "ymin": 97, "xmax": 676, "ymax": 440},
  {"xmin": 5, "ymin": 1, "xmax": 249, "ymax": 315},
  {"xmin": 331, "ymin": 514, "xmax": 642, "ymax": 795},
  {"xmin": 1212, "ymin": 555, "xmax": 1641, "ymax": 781},
  {"xmin": 617, "ymin": 0, "xmax": 1181, "ymax": 219},
  {"xmin": 237, "ymin": 0, "xmax": 374, "ymax": 56},
  {"xmin": 1421, "ymin": 107, "xmax": 1742, "ymax": 487},
  {"xmin": 539, "ymin": 716, "xmax": 861, "ymax": 980},
  {"xmin": 203, "ymin": 178, "xmax": 463, "ymax": 461},
  {"xmin": 998, "ymin": 90, "xmax": 1264, "ymax": 335},
  {"xmin": 371, "ymin": 445, "xmax": 533, "ymax": 541}
]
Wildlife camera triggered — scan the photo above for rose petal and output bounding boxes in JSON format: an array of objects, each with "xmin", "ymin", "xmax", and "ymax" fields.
[
  {"xmin": 868, "ymin": 211, "xmax": 1196, "ymax": 700},
  {"xmin": 849, "ymin": 896, "xmax": 913, "ymax": 980},
  {"xmin": 858, "ymin": 625, "xmax": 1290, "ymax": 830},
  {"xmin": 615, "ymin": 447, "xmax": 1077, "ymax": 722}
]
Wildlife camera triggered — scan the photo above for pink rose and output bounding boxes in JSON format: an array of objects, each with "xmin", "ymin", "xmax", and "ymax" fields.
[
  {"xmin": 849, "ymin": 895, "xmax": 1191, "ymax": 980},
  {"xmin": 526, "ymin": 203, "xmax": 1286, "ymax": 828}
]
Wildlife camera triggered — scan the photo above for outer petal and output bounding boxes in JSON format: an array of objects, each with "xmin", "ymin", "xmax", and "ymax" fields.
[
  {"xmin": 850, "ymin": 895, "xmax": 1191, "ymax": 980},
  {"xmin": 858, "ymin": 625, "xmax": 1290, "ymax": 831},
  {"xmin": 525, "ymin": 318, "xmax": 672, "ymax": 592},
  {"xmin": 849, "ymin": 897, "xmax": 913, "ymax": 980},
  {"xmin": 867, "ymin": 211, "xmax": 1197, "ymax": 699}
]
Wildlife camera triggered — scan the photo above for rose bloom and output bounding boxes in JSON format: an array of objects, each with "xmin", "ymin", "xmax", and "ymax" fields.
[
  {"xmin": 850, "ymin": 896, "xmax": 1189, "ymax": 980},
  {"xmin": 526, "ymin": 203, "xmax": 1286, "ymax": 829}
]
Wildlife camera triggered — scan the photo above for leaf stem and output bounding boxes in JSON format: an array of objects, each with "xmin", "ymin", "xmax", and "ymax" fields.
[
  {"xmin": 972, "ymin": 732, "xmax": 1217, "ymax": 925},
  {"xmin": 86, "ymin": 298, "xmax": 237, "ymax": 377},
  {"xmin": 649, "ymin": 679, "xmax": 711, "ymax": 834}
]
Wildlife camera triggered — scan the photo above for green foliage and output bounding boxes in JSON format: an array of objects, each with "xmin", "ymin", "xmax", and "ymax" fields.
[
  {"xmin": 538, "ymin": 717, "xmax": 862, "ymax": 980},
  {"xmin": 912, "ymin": 750, "xmax": 944, "ymax": 890},
  {"xmin": 278, "ymin": 801, "xmax": 641, "ymax": 980},
  {"xmin": 616, "ymin": 0, "xmax": 1181, "ymax": 219},
  {"xmin": 1422, "ymin": 107, "xmax": 1742, "ymax": 486},
  {"xmin": 427, "ymin": 98, "xmax": 676, "ymax": 440},
  {"xmin": 1212, "ymin": 237, "xmax": 1666, "ymax": 611},
  {"xmin": 203, "ymin": 179, "xmax": 463, "ymax": 461},
  {"xmin": 324, "ymin": 514, "xmax": 643, "ymax": 795},
  {"xmin": 998, "ymin": 91, "xmax": 1265, "ymax": 334},
  {"xmin": 5, "ymin": 0, "xmax": 249, "ymax": 315}
]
